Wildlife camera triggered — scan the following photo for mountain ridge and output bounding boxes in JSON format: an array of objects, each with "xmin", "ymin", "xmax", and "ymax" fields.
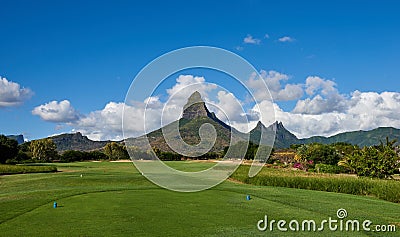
[
  {"xmin": 37, "ymin": 123, "xmax": 400, "ymax": 151},
  {"xmin": 28, "ymin": 91, "xmax": 400, "ymax": 151}
]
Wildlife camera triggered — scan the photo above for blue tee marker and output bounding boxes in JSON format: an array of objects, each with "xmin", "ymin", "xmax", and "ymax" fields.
[
  {"xmin": 53, "ymin": 201, "xmax": 57, "ymax": 208},
  {"xmin": 246, "ymin": 195, "xmax": 251, "ymax": 200}
]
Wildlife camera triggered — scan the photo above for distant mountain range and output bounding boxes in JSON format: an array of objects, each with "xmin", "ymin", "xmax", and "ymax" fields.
[
  {"xmin": 50, "ymin": 132, "xmax": 110, "ymax": 151},
  {"xmin": 24, "ymin": 91, "xmax": 400, "ymax": 152}
]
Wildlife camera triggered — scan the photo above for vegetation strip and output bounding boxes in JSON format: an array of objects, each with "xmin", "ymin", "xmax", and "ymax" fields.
[
  {"xmin": 230, "ymin": 165, "xmax": 400, "ymax": 203},
  {"xmin": 0, "ymin": 164, "xmax": 57, "ymax": 175}
]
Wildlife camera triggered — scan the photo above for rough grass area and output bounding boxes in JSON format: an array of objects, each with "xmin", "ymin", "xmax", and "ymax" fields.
[
  {"xmin": 231, "ymin": 165, "xmax": 400, "ymax": 203},
  {"xmin": 0, "ymin": 164, "xmax": 57, "ymax": 175}
]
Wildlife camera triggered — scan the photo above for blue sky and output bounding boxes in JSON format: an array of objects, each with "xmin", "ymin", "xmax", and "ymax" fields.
[{"xmin": 1, "ymin": 0, "xmax": 400, "ymax": 141}]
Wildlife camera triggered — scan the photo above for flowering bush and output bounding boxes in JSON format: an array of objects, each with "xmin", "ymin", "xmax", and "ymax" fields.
[{"xmin": 293, "ymin": 162, "xmax": 302, "ymax": 169}]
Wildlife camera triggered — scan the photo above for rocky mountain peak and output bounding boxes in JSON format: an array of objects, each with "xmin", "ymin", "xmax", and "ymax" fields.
[
  {"xmin": 182, "ymin": 91, "xmax": 211, "ymax": 119},
  {"xmin": 254, "ymin": 121, "xmax": 267, "ymax": 130}
]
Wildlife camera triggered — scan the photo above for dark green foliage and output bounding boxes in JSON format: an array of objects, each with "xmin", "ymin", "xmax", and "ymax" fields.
[
  {"xmin": 296, "ymin": 143, "xmax": 341, "ymax": 165},
  {"xmin": 153, "ymin": 148, "xmax": 181, "ymax": 161},
  {"xmin": 88, "ymin": 150, "xmax": 109, "ymax": 160},
  {"xmin": 127, "ymin": 146, "xmax": 154, "ymax": 160},
  {"xmin": 61, "ymin": 150, "xmax": 108, "ymax": 162},
  {"xmin": 5, "ymin": 150, "xmax": 32, "ymax": 164},
  {"xmin": 340, "ymin": 138, "xmax": 400, "ymax": 179},
  {"xmin": 315, "ymin": 164, "xmax": 346, "ymax": 174},
  {"xmin": 289, "ymin": 144, "xmax": 302, "ymax": 150},
  {"xmin": 30, "ymin": 138, "xmax": 59, "ymax": 162},
  {"xmin": 197, "ymin": 152, "xmax": 220, "ymax": 160},
  {"xmin": 0, "ymin": 135, "xmax": 19, "ymax": 164},
  {"xmin": 331, "ymin": 142, "xmax": 359, "ymax": 160},
  {"xmin": 18, "ymin": 141, "xmax": 31, "ymax": 152},
  {"xmin": 103, "ymin": 142, "xmax": 129, "ymax": 160}
]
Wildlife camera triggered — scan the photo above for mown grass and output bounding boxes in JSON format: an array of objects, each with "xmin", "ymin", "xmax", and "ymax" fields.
[
  {"xmin": 0, "ymin": 164, "xmax": 57, "ymax": 175},
  {"xmin": 0, "ymin": 161, "xmax": 399, "ymax": 236},
  {"xmin": 231, "ymin": 165, "xmax": 400, "ymax": 203}
]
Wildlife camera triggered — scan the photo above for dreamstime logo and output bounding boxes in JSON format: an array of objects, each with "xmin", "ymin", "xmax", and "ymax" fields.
[
  {"xmin": 257, "ymin": 208, "xmax": 396, "ymax": 233},
  {"xmin": 122, "ymin": 46, "xmax": 276, "ymax": 192}
]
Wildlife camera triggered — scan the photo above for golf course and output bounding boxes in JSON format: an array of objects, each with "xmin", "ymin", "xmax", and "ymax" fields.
[{"xmin": 0, "ymin": 161, "xmax": 399, "ymax": 236}]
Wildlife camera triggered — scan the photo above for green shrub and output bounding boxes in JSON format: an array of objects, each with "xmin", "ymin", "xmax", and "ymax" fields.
[
  {"xmin": 315, "ymin": 164, "xmax": 346, "ymax": 174},
  {"xmin": 340, "ymin": 139, "xmax": 400, "ymax": 179}
]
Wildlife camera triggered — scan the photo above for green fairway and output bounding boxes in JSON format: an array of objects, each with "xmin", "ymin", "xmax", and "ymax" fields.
[{"xmin": 0, "ymin": 161, "xmax": 399, "ymax": 236}]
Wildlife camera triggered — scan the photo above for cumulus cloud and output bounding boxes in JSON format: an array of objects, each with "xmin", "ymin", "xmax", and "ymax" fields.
[
  {"xmin": 166, "ymin": 75, "xmax": 217, "ymax": 105},
  {"xmin": 35, "ymin": 72, "xmax": 400, "ymax": 141},
  {"xmin": 73, "ymin": 102, "xmax": 127, "ymax": 141},
  {"xmin": 293, "ymin": 76, "xmax": 347, "ymax": 114},
  {"xmin": 278, "ymin": 36, "xmax": 295, "ymax": 42},
  {"xmin": 247, "ymin": 70, "xmax": 303, "ymax": 101},
  {"xmin": 0, "ymin": 77, "xmax": 33, "ymax": 107},
  {"xmin": 213, "ymin": 91, "xmax": 249, "ymax": 124},
  {"xmin": 304, "ymin": 76, "xmax": 337, "ymax": 96},
  {"xmin": 243, "ymin": 34, "xmax": 261, "ymax": 44},
  {"xmin": 65, "ymin": 74, "xmax": 263, "ymax": 140},
  {"xmin": 244, "ymin": 74, "xmax": 400, "ymax": 138},
  {"xmin": 263, "ymin": 90, "xmax": 400, "ymax": 138},
  {"xmin": 32, "ymin": 100, "xmax": 80, "ymax": 123},
  {"xmin": 60, "ymin": 75, "xmax": 218, "ymax": 140}
]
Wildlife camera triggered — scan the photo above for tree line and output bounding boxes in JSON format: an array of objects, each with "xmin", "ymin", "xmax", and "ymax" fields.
[
  {"xmin": 2, "ymin": 134, "xmax": 399, "ymax": 179},
  {"xmin": 0, "ymin": 135, "xmax": 130, "ymax": 164},
  {"xmin": 290, "ymin": 139, "xmax": 400, "ymax": 179}
]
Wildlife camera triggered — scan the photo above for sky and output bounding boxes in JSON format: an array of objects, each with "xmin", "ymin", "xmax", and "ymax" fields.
[{"xmin": 1, "ymin": 0, "xmax": 400, "ymax": 141}]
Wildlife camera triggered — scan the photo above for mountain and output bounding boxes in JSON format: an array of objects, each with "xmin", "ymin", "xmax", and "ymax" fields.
[
  {"xmin": 50, "ymin": 132, "xmax": 110, "ymax": 151},
  {"xmin": 121, "ymin": 92, "xmax": 400, "ymax": 152},
  {"xmin": 299, "ymin": 127, "xmax": 400, "ymax": 147},
  {"xmin": 250, "ymin": 122, "xmax": 400, "ymax": 148},
  {"xmin": 6, "ymin": 134, "xmax": 24, "ymax": 144},
  {"xmin": 127, "ymin": 91, "xmax": 243, "ymax": 155},
  {"xmin": 40, "ymin": 92, "xmax": 400, "ymax": 152},
  {"xmin": 249, "ymin": 121, "xmax": 298, "ymax": 148}
]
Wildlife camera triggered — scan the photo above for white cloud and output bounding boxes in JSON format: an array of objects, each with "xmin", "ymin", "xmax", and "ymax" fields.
[
  {"xmin": 243, "ymin": 74, "xmax": 400, "ymax": 138},
  {"xmin": 32, "ymin": 100, "xmax": 80, "ymax": 123},
  {"xmin": 264, "ymin": 90, "xmax": 400, "ymax": 138},
  {"xmin": 264, "ymin": 34, "xmax": 270, "ymax": 39},
  {"xmin": 35, "ymin": 72, "xmax": 400, "ymax": 141},
  {"xmin": 0, "ymin": 77, "xmax": 33, "ymax": 107},
  {"xmin": 67, "ymin": 75, "xmax": 218, "ymax": 140},
  {"xmin": 243, "ymin": 34, "xmax": 261, "ymax": 44},
  {"xmin": 278, "ymin": 36, "xmax": 295, "ymax": 42},
  {"xmin": 293, "ymin": 76, "xmax": 347, "ymax": 114},
  {"xmin": 166, "ymin": 75, "xmax": 217, "ymax": 106},
  {"xmin": 213, "ymin": 91, "xmax": 249, "ymax": 124},
  {"xmin": 304, "ymin": 76, "xmax": 337, "ymax": 96},
  {"xmin": 247, "ymin": 70, "xmax": 303, "ymax": 101},
  {"xmin": 73, "ymin": 102, "xmax": 128, "ymax": 141}
]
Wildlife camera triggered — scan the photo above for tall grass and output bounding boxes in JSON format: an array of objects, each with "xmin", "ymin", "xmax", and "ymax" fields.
[
  {"xmin": 231, "ymin": 165, "xmax": 400, "ymax": 203},
  {"xmin": 0, "ymin": 164, "xmax": 57, "ymax": 175}
]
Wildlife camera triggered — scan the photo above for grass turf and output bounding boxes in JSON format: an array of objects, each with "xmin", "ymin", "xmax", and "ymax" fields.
[{"xmin": 0, "ymin": 161, "xmax": 399, "ymax": 236}]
